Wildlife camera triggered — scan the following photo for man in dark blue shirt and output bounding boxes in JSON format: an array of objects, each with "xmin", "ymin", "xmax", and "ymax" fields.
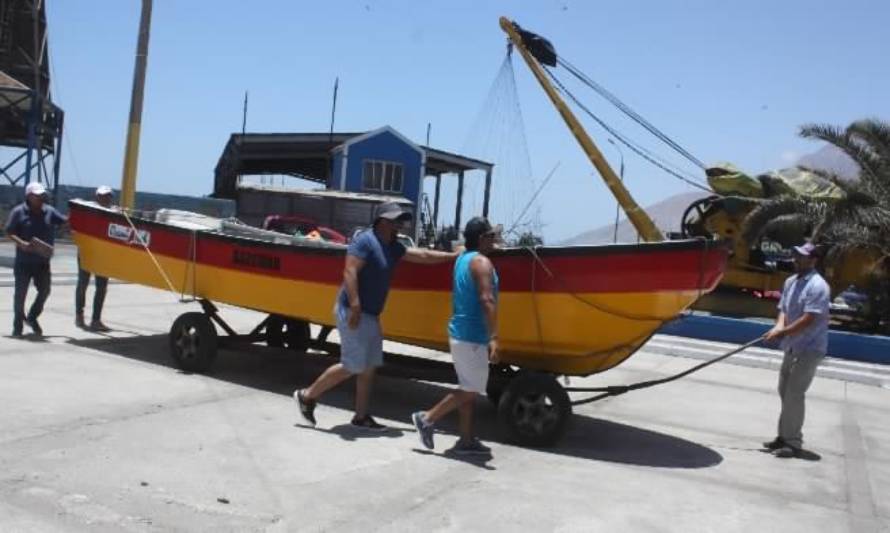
[
  {"xmin": 294, "ymin": 202, "xmax": 456, "ymax": 430},
  {"xmin": 4, "ymin": 182, "xmax": 67, "ymax": 337}
]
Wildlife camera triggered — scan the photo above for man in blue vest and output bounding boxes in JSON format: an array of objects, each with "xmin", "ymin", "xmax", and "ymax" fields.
[
  {"xmin": 5, "ymin": 182, "xmax": 67, "ymax": 337},
  {"xmin": 412, "ymin": 217, "xmax": 499, "ymax": 455},
  {"xmin": 763, "ymin": 241, "xmax": 830, "ymax": 458},
  {"xmin": 294, "ymin": 202, "xmax": 456, "ymax": 430}
]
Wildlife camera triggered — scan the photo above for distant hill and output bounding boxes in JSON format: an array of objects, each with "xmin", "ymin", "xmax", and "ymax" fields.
[
  {"xmin": 560, "ymin": 191, "xmax": 709, "ymax": 245},
  {"xmin": 796, "ymin": 144, "xmax": 859, "ymax": 179}
]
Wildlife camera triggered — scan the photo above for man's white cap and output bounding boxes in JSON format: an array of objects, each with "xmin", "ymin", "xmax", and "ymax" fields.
[
  {"xmin": 25, "ymin": 182, "xmax": 47, "ymax": 196},
  {"xmin": 96, "ymin": 185, "xmax": 113, "ymax": 196}
]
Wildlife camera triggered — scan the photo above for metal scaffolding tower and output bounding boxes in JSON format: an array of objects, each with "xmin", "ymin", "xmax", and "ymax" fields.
[{"xmin": 0, "ymin": 0, "xmax": 63, "ymax": 201}]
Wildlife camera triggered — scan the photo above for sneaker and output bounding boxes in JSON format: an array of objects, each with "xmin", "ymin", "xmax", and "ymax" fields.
[
  {"xmin": 351, "ymin": 415, "xmax": 387, "ymax": 431},
  {"xmin": 773, "ymin": 445, "xmax": 802, "ymax": 459},
  {"xmin": 763, "ymin": 437, "xmax": 785, "ymax": 450},
  {"xmin": 294, "ymin": 389, "xmax": 316, "ymax": 427},
  {"xmin": 412, "ymin": 411, "xmax": 434, "ymax": 450},
  {"xmin": 450, "ymin": 437, "xmax": 492, "ymax": 456},
  {"xmin": 25, "ymin": 317, "xmax": 42, "ymax": 336},
  {"xmin": 75, "ymin": 314, "xmax": 87, "ymax": 329},
  {"xmin": 90, "ymin": 320, "xmax": 112, "ymax": 332}
]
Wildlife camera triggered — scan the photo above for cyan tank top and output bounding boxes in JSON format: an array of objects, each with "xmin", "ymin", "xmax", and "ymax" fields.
[{"xmin": 448, "ymin": 251, "xmax": 499, "ymax": 344}]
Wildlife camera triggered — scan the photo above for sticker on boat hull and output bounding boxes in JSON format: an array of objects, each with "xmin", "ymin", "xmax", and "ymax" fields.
[{"xmin": 108, "ymin": 223, "xmax": 151, "ymax": 247}]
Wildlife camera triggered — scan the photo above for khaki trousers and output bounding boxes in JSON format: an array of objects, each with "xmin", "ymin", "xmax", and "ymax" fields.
[{"xmin": 777, "ymin": 348, "xmax": 824, "ymax": 448}]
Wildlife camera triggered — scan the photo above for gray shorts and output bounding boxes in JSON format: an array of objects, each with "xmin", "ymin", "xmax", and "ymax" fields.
[{"xmin": 335, "ymin": 304, "xmax": 383, "ymax": 373}]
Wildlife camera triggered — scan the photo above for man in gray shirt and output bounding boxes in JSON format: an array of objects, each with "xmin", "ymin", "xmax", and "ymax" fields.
[{"xmin": 763, "ymin": 241, "xmax": 830, "ymax": 458}]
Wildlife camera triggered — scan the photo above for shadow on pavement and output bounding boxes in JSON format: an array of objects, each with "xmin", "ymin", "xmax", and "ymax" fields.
[
  {"xmin": 68, "ymin": 333, "xmax": 723, "ymax": 469},
  {"xmin": 298, "ymin": 422, "xmax": 405, "ymax": 441},
  {"xmin": 758, "ymin": 447, "xmax": 822, "ymax": 462},
  {"xmin": 411, "ymin": 448, "xmax": 496, "ymax": 471}
]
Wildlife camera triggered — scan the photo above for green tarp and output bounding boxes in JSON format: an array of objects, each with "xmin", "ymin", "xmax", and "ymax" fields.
[{"xmin": 707, "ymin": 163, "xmax": 845, "ymax": 200}]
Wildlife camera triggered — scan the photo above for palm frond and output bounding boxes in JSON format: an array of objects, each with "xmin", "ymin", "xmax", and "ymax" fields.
[
  {"xmin": 760, "ymin": 214, "xmax": 812, "ymax": 247},
  {"xmin": 742, "ymin": 196, "xmax": 818, "ymax": 243},
  {"xmin": 799, "ymin": 123, "xmax": 886, "ymax": 186},
  {"xmin": 849, "ymin": 118, "xmax": 890, "ymax": 167}
]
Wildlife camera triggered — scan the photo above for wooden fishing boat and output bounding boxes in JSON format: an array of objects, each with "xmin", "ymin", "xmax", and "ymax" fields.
[{"xmin": 70, "ymin": 199, "xmax": 728, "ymax": 377}]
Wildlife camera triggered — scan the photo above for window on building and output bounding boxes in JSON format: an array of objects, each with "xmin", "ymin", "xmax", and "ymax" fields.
[{"xmin": 362, "ymin": 160, "xmax": 404, "ymax": 193}]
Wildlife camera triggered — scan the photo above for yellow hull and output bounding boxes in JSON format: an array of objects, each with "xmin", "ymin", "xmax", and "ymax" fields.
[{"xmin": 75, "ymin": 229, "xmax": 716, "ymax": 375}]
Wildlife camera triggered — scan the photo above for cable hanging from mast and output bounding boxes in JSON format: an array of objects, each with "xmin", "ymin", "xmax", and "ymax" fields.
[
  {"xmin": 543, "ymin": 67, "xmax": 712, "ymax": 193},
  {"xmin": 556, "ymin": 56, "xmax": 708, "ymax": 171}
]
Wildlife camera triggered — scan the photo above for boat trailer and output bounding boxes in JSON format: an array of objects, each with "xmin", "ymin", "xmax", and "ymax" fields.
[{"xmin": 168, "ymin": 300, "xmax": 759, "ymax": 448}]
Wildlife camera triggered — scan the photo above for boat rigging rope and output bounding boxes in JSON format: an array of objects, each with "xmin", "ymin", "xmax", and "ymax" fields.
[
  {"xmin": 556, "ymin": 56, "xmax": 708, "ymax": 171},
  {"xmin": 544, "ymin": 67, "xmax": 712, "ymax": 193},
  {"xmin": 521, "ymin": 242, "xmax": 711, "ymax": 322},
  {"xmin": 566, "ymin": 336, "xmax": 765, "ymax": 406},
  {"xmin": 518, "ymin": 238, "xmax": 714, "ymax": 376},
  {"xmin": 120, "ymin": 208, "xmax": 196, "ymax": 303}
]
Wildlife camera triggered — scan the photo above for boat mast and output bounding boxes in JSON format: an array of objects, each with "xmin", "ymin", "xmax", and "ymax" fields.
[
  {"xmin": 499, "ymin": 17, "xmax": 663, "ymax": 243},
  {"xmin": 120, "ymin": 0, "xmax": 153, "ymax": 209}
]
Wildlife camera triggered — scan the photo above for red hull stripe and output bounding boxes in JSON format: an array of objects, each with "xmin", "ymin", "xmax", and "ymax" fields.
[{"xmin": 69, "ymin": 203, "xmax": 727, "ymax": 294}]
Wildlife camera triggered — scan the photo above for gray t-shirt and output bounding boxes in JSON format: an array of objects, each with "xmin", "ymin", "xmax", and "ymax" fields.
[{"xmin": 778, "ymin": 270, "xmax": 830, "ymax": 354}]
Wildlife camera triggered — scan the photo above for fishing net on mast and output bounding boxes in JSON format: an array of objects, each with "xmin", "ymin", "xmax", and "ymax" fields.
[{"xmin": 461, "ymin": 54, "xmax": 542, "ymax": 242}]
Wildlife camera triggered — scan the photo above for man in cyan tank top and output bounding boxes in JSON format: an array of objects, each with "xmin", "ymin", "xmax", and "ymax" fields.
[{"xmin": 412, "ymin": 217, "xmax": 500, "ymax": 455}]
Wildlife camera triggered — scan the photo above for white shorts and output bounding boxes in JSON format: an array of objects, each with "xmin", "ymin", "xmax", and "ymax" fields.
[{"xmin": 450, "ymin": 338, "xmax": 490, "ymax": 393}]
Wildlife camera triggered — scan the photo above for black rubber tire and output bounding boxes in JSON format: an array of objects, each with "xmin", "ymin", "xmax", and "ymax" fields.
[
  {"xmin": 266, "ymin": 315, "xmax": 311, "ymax": 351},
  {"xmin": 497, "ymin": 372, "xmax": 572, "ymax": 448},
  {"xmin": 169, "ymin": 312, "xmax": 218, "ymax": 373},
  {"xmin": 486, "ymin": 380, "xmax": 505, "ymax": 407},
  {"xmin": 486, "ymin": 364, "xmax": 518, "ymax": 407}
]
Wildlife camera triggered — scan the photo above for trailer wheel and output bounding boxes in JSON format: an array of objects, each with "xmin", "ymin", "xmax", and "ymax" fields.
[
  {"xmin": 497, "ymin": 372, "xmax": 571, "ymax": 447},
  {"xmin": 169, "ymin": 312, "xmax": 218, "ymax": 372},
  {"xmin": 486, "ymin": 364, "xmax": 519, "ymax": 406},
  {"xmin": 266, "ymin": 316, "xmax": 311, "ymax": 351}
]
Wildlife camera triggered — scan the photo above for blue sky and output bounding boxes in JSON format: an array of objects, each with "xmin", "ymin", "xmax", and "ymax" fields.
[{"xmin": 47, "ymin": 0, "xmax": 890, "ymax": 242}]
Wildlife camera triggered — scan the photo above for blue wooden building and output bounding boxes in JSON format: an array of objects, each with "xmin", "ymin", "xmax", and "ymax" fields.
[
  {"xmin": 214, "ymin": 126, "xmax": 494, "ymax": 241},
  {"xmin": 329, "ymin": 126, "xmax": 425, "ymax": 207}
]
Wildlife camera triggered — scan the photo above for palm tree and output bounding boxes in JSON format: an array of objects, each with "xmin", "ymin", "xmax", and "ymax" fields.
[
  {"xmin": 742, "ymin": 118, "xmax": 890, "ymax": 330},
  {"xmin": 743, "ymin": 118, "xmax": 890, "ymax": 261}
]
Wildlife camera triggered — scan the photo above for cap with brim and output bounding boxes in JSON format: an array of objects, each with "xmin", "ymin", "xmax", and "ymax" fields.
[
  {"xmin": 25, "ymin": 182, "xmax": 46, "ymax": 196},
  {"xmin": 96, "ymin": 185, "xmax": 113, "ymax": 196},
  {"xmin": 793, "ymin": 242, "xmax": 818, "ymax": 257},
  {"xmin": 374, "ymin": 201, "xmax": 412, "ymax": 222}
]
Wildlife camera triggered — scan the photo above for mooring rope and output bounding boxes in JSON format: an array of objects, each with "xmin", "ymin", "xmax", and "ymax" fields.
[{"xmin": 119, "ymin": 208, "xmax": 196, "ymax": 303}]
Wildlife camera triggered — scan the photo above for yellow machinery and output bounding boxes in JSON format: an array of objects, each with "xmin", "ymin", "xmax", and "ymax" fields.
[
  {"xmin": 680, "ymin": 169, "xmax": 885, "ymax": 320},
  {"xmin": 501, "ymin": 16, "xmax": 884, "ymax": 323}
]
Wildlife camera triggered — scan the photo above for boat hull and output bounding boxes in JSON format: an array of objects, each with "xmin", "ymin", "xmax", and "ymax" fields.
[{"xmin": 70, "ymin": 200, "xmax": 728, "ymax": 376}]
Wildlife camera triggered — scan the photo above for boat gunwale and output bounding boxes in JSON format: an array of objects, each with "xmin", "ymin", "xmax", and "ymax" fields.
[{"xmin": 69, "ymin": 199, "xmax": 730, "ymax": 260}]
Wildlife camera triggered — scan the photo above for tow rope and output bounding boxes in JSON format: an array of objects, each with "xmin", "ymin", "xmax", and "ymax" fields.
[{"xmin": 567, "ymin": 336, "xmax": 765, "ymax": 406}]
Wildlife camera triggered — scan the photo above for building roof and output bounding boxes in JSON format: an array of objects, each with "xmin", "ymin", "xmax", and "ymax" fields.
[
  {"xmin": 213, "ymin": 131, "xmax": 493, "ymax": 199},
  {"xmin": 237, "ymin": 183, "xmax": 414, "ymax": 205}
]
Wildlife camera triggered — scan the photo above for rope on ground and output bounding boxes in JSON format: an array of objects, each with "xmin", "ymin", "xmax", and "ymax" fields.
[{"xmin": 567, "ymin": 336, "xmax": 764, "ymax": 406}]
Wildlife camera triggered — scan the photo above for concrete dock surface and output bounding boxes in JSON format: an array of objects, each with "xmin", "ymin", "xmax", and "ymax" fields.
[{"xmin": 1, "ymin": 244, "xmax": 888, "ymax": 532}]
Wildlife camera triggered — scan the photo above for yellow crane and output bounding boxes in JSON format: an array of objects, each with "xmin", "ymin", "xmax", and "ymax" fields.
[{"xmin": 499, "ymin": 17, "xmax": 664, "ymax": 243}]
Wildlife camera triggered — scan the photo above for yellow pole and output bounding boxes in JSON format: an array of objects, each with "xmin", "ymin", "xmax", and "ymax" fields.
[
  {"xmin": 120, "ymin": 0, "xmax": 153, "ymax": 209},
  {"xmin": 499, "ymin": 17, "xmax": 663, "ymax": 242}
]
